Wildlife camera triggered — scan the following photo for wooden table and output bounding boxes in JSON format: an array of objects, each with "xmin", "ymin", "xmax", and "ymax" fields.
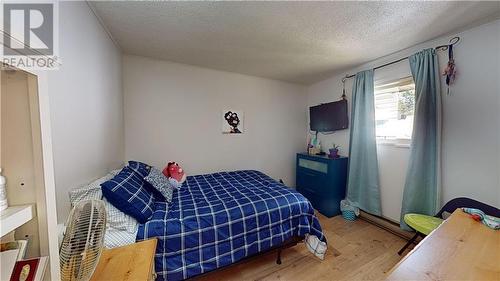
[
  {"xmin": 90, "ymin": 239, "xmax": 157, "ymax": 281},
  {"xmin": 386, "ymin": 209, "xmax": 500, "ymax": 281}
]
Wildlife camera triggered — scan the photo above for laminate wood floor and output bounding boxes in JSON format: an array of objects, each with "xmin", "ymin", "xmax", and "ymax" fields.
[{"xmin": 195, "ymin": 213, "xmax": 406, "ymax": 281}]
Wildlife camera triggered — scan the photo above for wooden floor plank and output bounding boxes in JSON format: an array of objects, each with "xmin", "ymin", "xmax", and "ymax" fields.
[{"xmin": 195, "ymin": 213, "xmax": 406, "ymax": 281}]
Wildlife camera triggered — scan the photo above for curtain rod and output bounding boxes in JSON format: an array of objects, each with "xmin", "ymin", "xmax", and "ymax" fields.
[{"xmin": 342, "ymin": 36, "xmax": 460, "ymax": 80}]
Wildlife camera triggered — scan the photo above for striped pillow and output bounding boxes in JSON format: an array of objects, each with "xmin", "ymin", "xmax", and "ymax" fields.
[
  {"xmin": 101, "ymin": 166, "xmax": 155, "ymax": 223},
  {"xmin": 103, "ymin": 198, "xmax": 138, "ymax": 232},
  {"xmin": 104, "ymin": 227, "xmax": 137, "ymax": 249}
]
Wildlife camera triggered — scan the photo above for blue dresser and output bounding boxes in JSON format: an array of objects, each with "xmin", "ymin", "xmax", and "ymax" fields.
[{"xmin": 296, "ymin": 152, "xmax": 348, "ymax": 217}]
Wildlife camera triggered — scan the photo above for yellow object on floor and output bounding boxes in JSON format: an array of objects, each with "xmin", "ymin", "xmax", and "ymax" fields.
[{"xmin": 404, "ymin": 213, "xmax": 443, "ymax": 235}]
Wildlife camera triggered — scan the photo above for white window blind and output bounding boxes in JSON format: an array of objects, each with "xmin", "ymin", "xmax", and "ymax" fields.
[{"xmin": 374, "ymin": 77, "xmax": 415, "ymax": 141}]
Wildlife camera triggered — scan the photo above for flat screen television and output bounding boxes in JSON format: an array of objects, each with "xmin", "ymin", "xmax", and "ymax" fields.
[{"xmin": 309, "ymin": 100, "xmax": 348, "ymax": 132}]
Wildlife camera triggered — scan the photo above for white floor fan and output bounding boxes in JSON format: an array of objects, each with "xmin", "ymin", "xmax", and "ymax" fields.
[{"xmin": 59, "ymin": 200, "xmax": 106, "ymax": 281}]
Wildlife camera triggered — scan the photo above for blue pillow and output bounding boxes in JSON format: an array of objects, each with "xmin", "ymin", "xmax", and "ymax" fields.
[
  {"xmin": 128, "ymin": 161, "xmax": 151, "ymax": 178},
  {"xmin": 128, "ymin": 161, "xmax": 166, "ymax": 202},
  {"xmin": 101, "ymin": 166, "xmax": 155, "ymax": 223}
]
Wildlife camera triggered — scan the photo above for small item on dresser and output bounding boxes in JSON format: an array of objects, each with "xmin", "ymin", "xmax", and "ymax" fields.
[
  {"xmin": 162, "ymin": 162, "xmax": 187, "ymax": 189},
  {"xmin": 329, "ymin": 143, "xmax": 340, "ymax": 159},
  {"xmin": 308, "ymin": 147, "xmax": 320, "ymax": 155},
  {"xmin": 308, "ymin": 134, "xmax": 322, "ymax": 155},
  {"xmin": 9, "ymin": 257, "xmax": 48, "ymax": 281},
  {"xmin": 306, "ymin": 134, "xmax": 312, "ymax": 153}
]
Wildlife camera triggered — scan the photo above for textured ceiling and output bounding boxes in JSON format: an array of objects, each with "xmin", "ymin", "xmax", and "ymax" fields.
[{"xmin": 91, "ymin": 1, "xmax": 500, "ymax": 84}]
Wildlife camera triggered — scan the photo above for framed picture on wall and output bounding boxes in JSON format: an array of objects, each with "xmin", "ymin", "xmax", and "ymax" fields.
[{"xmin": 222, "ymin": 110, "xmax": 244, "ymax": 134}]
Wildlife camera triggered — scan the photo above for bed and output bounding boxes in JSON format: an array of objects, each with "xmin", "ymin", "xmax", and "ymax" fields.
[{"xmin": 136, "ymin": 170, "xmax": 326, "ymax": 281}]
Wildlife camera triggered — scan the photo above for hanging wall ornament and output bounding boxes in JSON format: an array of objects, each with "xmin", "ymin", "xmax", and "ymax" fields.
[
  {"xmin": 442, "ymin": 37, "xmax": 459, "ymax": 95},
  {"xmin": 341, "ymin": 76, "xmax": 347, "ymax": 100}
]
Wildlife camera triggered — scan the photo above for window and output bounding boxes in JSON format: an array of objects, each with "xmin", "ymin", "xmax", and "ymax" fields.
[{"xmin": 374, "ymin": 77, "xmax": 415, "ymax": 141}]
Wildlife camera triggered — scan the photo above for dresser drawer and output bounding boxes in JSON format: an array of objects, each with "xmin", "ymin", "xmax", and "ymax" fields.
[
  {"xmin": 298, "ymin": 158, "xmax": 328, "ymax": 174},
  {"xmin": 297, "ymin": 169, "xmax": 329, "ymax": 194},
  {"xmin": 297, "ymin": 187, "xmax": 320, "ymax": 209}
]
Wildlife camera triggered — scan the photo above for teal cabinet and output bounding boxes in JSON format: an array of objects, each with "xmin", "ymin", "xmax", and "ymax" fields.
[{"xmin": 296, "ymin": 153, "xmax": 348, "ymax": 217}]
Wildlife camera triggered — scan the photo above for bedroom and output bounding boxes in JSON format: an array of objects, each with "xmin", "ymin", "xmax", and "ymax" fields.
[{"xmin": 0, "ymin": 1, "xmax": 499, "ymax": 281}]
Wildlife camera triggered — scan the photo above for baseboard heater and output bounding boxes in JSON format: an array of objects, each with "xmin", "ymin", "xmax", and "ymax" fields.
[{"xmin": 359, "ymin": 211, "xmax": 418, "ymax": 241}]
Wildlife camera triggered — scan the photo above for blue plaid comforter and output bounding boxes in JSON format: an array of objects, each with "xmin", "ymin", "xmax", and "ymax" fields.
[{"xmin": 137, "ymin": 170, "xmax": 326, "ymax": 281}]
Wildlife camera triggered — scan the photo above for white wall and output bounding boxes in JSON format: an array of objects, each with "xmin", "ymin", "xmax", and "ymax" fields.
[
  {"xmin": 307, "ymin": 19, "xmax": 500, "ymax": 221},
  {"xmin": 48, "ymin": 2, "xmax": 124, "ymax": 223},
  {"xmin": 123, "ymin": 55, "xmax": 306, "ymax": 186}
]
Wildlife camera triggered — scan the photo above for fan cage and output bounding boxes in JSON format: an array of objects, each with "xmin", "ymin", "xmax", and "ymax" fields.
[{"xmin": 60, "ymin": 200, "xmax": 106, "ymax": 281}]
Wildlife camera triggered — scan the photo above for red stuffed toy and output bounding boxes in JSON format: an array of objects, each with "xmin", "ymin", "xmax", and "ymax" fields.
[{"xmin": 162, "ymin": 162, "xmax": 186, "ymax": 188}]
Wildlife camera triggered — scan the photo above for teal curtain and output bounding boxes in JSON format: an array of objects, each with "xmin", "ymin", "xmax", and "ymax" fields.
[
  {"xmin": 346, "ymin": 69, "xmax": 382, "ymax": 215},
  {"xmin": 400, "ymin": 48, "xmax": 441, "ymax": 229}
]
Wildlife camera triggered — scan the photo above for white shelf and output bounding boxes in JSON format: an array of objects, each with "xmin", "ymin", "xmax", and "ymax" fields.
[{"xmin": 0, "ymin": 205, "xmax": 34, "ymax": 237}]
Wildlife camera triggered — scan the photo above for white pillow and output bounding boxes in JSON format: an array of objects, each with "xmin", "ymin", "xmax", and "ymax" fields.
[
  {"xmin": 68, "ymin": 169, "xmax": 123, "ymax": 206},
  {"xmin": 68, "ymin": 173, "xmax": 113, "ymax": 206},
  {"xmin": 109, "ymin": 168, "xmax": 121, "ymax": 176}
]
